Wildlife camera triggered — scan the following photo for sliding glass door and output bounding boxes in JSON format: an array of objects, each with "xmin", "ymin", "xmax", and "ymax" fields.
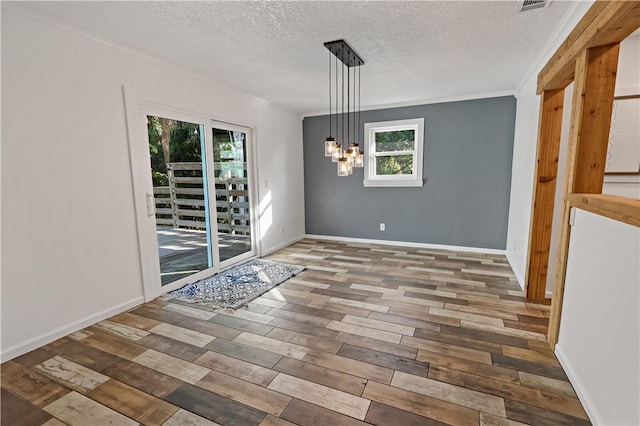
[
  {"xmin": 147, "ymin": 116, "xmax": 214, "ymax": 286},
  {"xmin": 212, "ymin": 122, "xmax": 255, "ymax": 267},
  {"xmin": 145, "ymin": 116, "xmax": 256, "ymax": 289}
]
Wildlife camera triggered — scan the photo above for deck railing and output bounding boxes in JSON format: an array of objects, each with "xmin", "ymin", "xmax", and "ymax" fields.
[{"xmin": 153, "ymin": 162, "xmax": 249, "ymax": 234}]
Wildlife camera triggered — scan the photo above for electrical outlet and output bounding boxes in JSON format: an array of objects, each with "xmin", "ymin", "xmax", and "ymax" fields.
[{"xmin": 379, "ymin": 223, "xmax": 385, "ymax": 231}]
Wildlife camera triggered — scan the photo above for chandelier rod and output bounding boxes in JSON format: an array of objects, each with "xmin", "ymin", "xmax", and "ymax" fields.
[
  {"xmin": 335, "ymin": 51, "xmax": 338, "ymax": 142},
  {"xmin": 341, "ymin": 55, "xmax": 345, "ymax": 150},
  {"xmin": 346, "ymin": 55, "xmax": 351, "ymax": 149},
  {"xmin": 328, "ymin": 49, "xmax": 332, "ymax": 138},
  {"xmin": 358, "ymin": 65, "xmax": 361, "ymax": 143}
]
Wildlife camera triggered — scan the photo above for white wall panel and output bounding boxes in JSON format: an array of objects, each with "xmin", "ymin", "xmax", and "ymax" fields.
[{"xmin": 556, "ymin": 209, "xmax": 639, "ymax": 425}]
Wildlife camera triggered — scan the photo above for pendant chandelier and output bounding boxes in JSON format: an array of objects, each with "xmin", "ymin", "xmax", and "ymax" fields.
[{"xmin": 323, "ymin": 39, "xmax": 364, "ymax": 176}]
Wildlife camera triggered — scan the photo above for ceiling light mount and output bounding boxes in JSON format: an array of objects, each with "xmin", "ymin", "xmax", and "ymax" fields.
[{"xmin": 323, "ymin": 39, "xmax": 365, "ymax": 68}]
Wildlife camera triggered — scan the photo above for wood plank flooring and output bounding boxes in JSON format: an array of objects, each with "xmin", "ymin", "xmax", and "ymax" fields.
[{"xmin": 1, "ymin": 238, "xmax": 590, "ymax": 425}]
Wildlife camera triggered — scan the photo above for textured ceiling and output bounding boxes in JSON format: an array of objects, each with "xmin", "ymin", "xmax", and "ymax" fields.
[{"xmin": 7, "ymin": 1, "xmax": 575, "ymax": 114}]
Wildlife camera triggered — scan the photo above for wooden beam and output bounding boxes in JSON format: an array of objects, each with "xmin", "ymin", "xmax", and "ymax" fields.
[
  {"xmin": 525, "ymin": 89, "xmax": 565, "ymax": 301},
  {"xmin": 572, "ymin": 44, "xmax": 620, "ymax": 193},
  {"xmin": 568, "ymin": 193, "xmax": 640, "ymax": 228},
  {"xmin": 537, "ymin": 1, "xmax": 640, "ymax": 94},
  {"xmin": 548, "ymin": 44, "xmax": 620, "ymax": 347}
]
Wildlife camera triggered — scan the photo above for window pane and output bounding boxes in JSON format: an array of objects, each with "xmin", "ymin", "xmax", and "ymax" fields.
[
  {"xmin": 375, "ymin": 130, "xmax": 415, "ymax": 152},
  {"xmin": 147, "ymin": 116, "xmax": 212, "ymax": 286},
  {"xmin": 212, "ymin": 128, "xmax": 251, "ymax": 262},
  {"xmin": 376, "ymin": 155, "xmax": 414, "ymax": 175}
]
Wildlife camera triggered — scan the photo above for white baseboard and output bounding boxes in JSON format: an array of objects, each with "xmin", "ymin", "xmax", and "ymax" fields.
[
  {"xmin": 0, "ymin": 296, "xmax": 144, "ymax": 362},
  {"xmin": 262, "ymin": 234, "xmax": 306, "ymax": 257},
  {"xmin": 504, "ymin": 252, "xmax": 553, "ymax": 298},
  {"xmin": 505, "ymin": 251, "xmax": 525, "ymax": 290},
  {"xmin": 555, "ymin": 343, "xmax": 600, "ymax": 425},
  {"xmin": 305, "ymin": 234, "xmax": 506, "ymax": 255}
]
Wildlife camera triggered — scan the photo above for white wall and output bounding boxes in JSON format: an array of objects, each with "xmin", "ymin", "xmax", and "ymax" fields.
[
  {"xmin": 555, "ymin": 209, "xmax": 639, "ymax": 425},
  {"xmin": 603, "ymin": 32, "xmax": 640, "ymax": 197},
  {"xmin": 505, "ymin": 73, "xmax": 539, "ymax": 286},
  {"xmin": 603, "ymin": 175, "xmax": 640, "ymax": 198},
  {"xmin": 505, "ymin": 0, "xmax": 593, "ymax": 289},
  {"xmin": 1, "ymin": 8, "xmax": 305, "ymax": 361},
  {"xmin": 613, "ymin": 30, "xmax": 640, "ymax": 97}
]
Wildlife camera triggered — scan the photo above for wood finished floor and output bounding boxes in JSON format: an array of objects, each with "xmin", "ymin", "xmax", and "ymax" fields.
[{"xmin": 1, "ymin": 239, "xmax": 590, "ymax": 426}]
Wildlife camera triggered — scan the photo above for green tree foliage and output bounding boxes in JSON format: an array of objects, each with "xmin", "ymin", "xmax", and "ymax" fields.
[
  {"xmin": 212, "ymin": 128, "xmax": 232, "ymax": 162},
  {"xmin": 375, "ymin": 130, "xmax": 415, "ymax": 152},
  {"xmin": 376, "ymin": 155, "xmax": 413, "ymax": 175},
  {"xmin": 147, "ymin": 117, "xmax": 201, "ymax": 186},
  {"xmin": 374, "ymin": 130, "xmax": 415, "ymax": 175},
  {"xmin": 147, "ymin": 116, "xmax": 238, "ymax": 186},
  {"xmin": 147, "ymin": 116, "xmax": 167, "ymax": 186}
]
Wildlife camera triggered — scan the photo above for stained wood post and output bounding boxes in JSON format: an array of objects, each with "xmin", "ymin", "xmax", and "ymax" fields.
[
  {"xmin": 548, "ymin": 43, "xmax": 620, "ymax": 346},
  {"xmin": 525, "ymin": 89, "xmax": 565, "ymax": 301}
]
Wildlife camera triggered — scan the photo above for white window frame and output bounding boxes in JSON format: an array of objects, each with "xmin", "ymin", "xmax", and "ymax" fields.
[{"xmin": 363, "ymin": 118, "xmax": 424, "ymax": 187}]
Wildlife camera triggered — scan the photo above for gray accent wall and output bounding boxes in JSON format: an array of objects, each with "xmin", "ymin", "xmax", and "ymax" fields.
[{"xmin": 302, "ymin": 96, "xmax": 516, "ymax": 250}]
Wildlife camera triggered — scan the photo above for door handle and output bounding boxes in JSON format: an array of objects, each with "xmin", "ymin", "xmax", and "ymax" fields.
[{"xmin": 146, "ymin": 193, "xmax": 156, "ymax": 217}]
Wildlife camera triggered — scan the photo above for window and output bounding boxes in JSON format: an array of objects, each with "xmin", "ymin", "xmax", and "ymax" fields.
[{"xmin": 363, "ymin": 118, "xmax": 424, "ymax": 187}]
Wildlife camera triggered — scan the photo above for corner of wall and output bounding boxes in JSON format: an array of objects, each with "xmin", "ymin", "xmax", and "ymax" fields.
[
  {"xmin": 505, "ymin": 250, "xmax": 525, "ymax": 290},
  {"xmin": 262, "ymin": 234, "xmax": 306, "ymax": 257}
]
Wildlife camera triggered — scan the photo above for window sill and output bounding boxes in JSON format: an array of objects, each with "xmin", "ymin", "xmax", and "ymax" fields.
[{"xmin": 363, "ymin": 179, "xmax": 424, "ymax": 188}]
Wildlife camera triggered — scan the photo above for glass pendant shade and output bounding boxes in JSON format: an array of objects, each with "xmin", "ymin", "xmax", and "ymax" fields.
[
  {"xmin": 349, "ymin": 143, "xmax": 359, "ymax": 157},
  {"xmin": 331, "ymin": 146, "xmax": 342, "ymax": 162},
  {"xmin": 337, "ymin": 157, "xmax": 349, "ymax": 176},
  {"xmin": 324, "ymin": 137, "xmax": 336, "ymax": 157},
  {"xmin": 345, "ymin": 149, "xmax": 354, "ymax": 163},
  {"xmin": 346, "ymin": 151, "xmax": 354, "ymax": 175},
  {"xmin": 354, "ymin": 151, "xmax": 364, "ymax": 167}
]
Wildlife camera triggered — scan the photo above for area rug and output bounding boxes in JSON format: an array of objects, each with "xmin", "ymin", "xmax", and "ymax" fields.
[{"xmin": 169, "ymin": 259, "xmax": 304, "ymax": 310}]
